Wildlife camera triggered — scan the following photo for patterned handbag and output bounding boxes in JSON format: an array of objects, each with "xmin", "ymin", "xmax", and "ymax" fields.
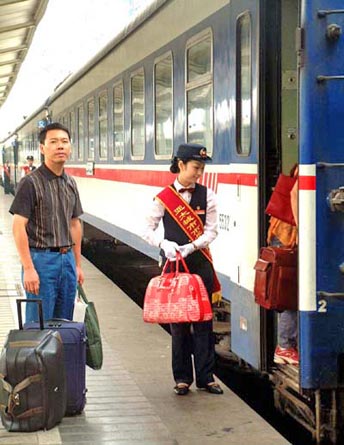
[{"xmin": 143, "ymin": 252, "xmax": 213, "ymax": 323}]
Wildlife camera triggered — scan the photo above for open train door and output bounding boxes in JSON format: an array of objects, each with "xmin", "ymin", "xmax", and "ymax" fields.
[
  {"xmin": 298, "ymin": 0, "xmax": 344, "ymax": 395},
  {"xmin": 227, "ymin": 0, "xmax": 262, "ymax": 368}
]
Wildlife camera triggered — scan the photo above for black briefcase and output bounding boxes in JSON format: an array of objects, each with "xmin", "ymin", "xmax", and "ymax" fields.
[{"xmin": 0, "ymin": 299, "xmax": 67, "ymax": 432}]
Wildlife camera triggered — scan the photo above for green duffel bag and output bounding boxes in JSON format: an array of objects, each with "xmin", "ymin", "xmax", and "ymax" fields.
[{"xmin": 76, "ymin": 285, "xmax": 103, "ymax": 370}]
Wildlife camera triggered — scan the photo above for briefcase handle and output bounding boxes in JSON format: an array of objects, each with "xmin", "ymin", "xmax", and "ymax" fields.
[{"xmin": 16, "ymin": 299, "xmax": 44, "ymax": 330}]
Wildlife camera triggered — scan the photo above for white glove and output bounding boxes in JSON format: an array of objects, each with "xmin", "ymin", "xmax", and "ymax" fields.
[
  {"xmin": 178, "ymin": 243, "xmax": 196, "ymax": 258},
  {"xmin": 160, "ymin": 239, "xmax": 180, "ymax": 261}
]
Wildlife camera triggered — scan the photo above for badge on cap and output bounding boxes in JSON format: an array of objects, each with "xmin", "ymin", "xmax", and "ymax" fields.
[{"xmin": 199, "ymin": 148, "xmax": 208, "ymax": 159}]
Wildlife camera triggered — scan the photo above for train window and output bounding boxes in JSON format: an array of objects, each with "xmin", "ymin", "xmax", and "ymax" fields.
[
  {"xmin": 69, "ymin": 110, "xmax": 76, "ymax": 159},
  {"xmin": 87, "ymin": 98, "xmax": 95, "ymax": 160},
  {"xmin": 236, "ymin": 12, "xmax": 252, "ymax": 156},
  {"xmin": 154, "ymin": 52, "xmax": 173, "ymax": 158},
  {"xmin": 61, "ymin": 114, "xmax": 68, "ymax": 129},
  {"xmin": 113, "ymin": 82, "xmax": 124, "ymax": 159},
  {"xmin": 187, "ymin": 34, "xmax": 212, "ymax": 83},
  {"xmin": 77, "ymin": 104, "xmax": 84, "ymax": 160},
  {"xmin": 99, "ymin": 91, "xmax": 108, "ymax": 159},
  {"xmin": 131, "ymin": 68, "xmax": 145, "ymax": 159},
  {"xmin": 186, "ymin": 29, "xmax": 213, "ymax": 153}
]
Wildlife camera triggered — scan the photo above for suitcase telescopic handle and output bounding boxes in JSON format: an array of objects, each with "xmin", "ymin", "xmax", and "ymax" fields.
[{"xmin": 16, "ymin": 299, "xmax": 44, "ymax": 330}]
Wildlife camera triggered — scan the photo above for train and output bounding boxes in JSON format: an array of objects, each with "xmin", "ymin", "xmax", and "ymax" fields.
[{"xmin": 1, "ymin": 0, "xmax": 344, "ymax": 442}]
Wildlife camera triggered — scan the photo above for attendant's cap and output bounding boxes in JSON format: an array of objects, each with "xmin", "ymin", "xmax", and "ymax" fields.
[
  {"xmin": 176, "ymin": 143, "xmax": 212, "ymax": 161},
  {"xmin": 26, "ymin": 155, "xmax": 34, "ymax": 161}
]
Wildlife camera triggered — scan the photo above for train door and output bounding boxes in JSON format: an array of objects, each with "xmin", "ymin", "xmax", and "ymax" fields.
[
  {"xmin": 262, "ymin": 0, "xmax": 300, "ymax": 372},
  {"xmin": 226, "ymin": 0, "xmax": 261, "ymax": 368}
]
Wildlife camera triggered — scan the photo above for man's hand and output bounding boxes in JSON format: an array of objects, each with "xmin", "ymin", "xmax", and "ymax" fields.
[{"xmin": 23, "ymin": 267, "xmax": 40, "ymax": 295}]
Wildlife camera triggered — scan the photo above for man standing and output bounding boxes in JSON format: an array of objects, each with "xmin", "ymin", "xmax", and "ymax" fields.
[{"xmin": 10, "ymin": 122, "xmax": 84, "ymax": 322}]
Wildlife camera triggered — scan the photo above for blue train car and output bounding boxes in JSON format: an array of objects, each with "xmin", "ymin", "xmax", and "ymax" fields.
[{"xmin": 1, "ymin": 0, "xmax": 343, "ymax": 441}]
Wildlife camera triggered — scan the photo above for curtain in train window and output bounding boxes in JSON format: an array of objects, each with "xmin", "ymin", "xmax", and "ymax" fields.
[
  {"xmin": 87, "ymin": 98, "xmax": 95, "ymax": 160},
  {"xmin": 236, "ymin": 12, "xmax": 252, "ymax": 156},
  {"xmin": 99, "ymin": 91, "xmax": 108, "ymax": 159},
  {"xmin": 154, "ymin": 53, "xmax": 173, "ymax": 157},
  {"xmin": 131, "ymin": 69, "xmax": 145, "ymax": 158},
  {"xmin": 77, "ymin": 104, "xmax": 84, "ymax": 160},
  {"xmin": 113, "ymin": 82, "xmax": 124, "ymax": 159},
  {"xmin": 69, "ymin": 110, "xmax": 76, "ymax": 160},
  {"xmin": 186, "ymin": 30, "xmax": 213, "ymax": 154}
]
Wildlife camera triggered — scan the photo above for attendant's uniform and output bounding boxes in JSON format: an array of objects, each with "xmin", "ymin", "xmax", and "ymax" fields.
[
  {"xmin": 21, "ymin": 164, "xmax": 36, "ymax": 177},
  {"xmin": 143, "ymin": 179, "xmax": 218, "ymax": 388},
  {"xmin": 9, "ymin": 163, "xmax": 83, "ymax": 322}
]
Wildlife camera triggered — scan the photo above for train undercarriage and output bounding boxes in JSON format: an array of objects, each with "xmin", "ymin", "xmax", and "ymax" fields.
[{"xmin": 272, "ymin": 366, "xmax": 344, "ymax": 444}]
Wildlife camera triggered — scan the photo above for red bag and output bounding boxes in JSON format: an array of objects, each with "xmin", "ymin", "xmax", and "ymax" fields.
[
  {"xmin": 253, "ymin": 246, "xmax": 297, "ymax": 311},
  {"xmin": 143, "ymin": 253, "xmax": 213, "ymax": 323},
  {"xmin": 265, "ymin": 174, "xmax": 297, "ymax": 226}
]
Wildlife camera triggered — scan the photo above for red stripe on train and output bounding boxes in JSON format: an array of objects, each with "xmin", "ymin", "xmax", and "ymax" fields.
[
  {"xmin": 66, "ymin": 167, "xmax": 316, "ymax": 190},
  {"xmin": 299, "ymin": 176, "xmax": 316, "ymax": 190},
  {"xmin": 66, "ymin": 167, "xmax": 258, "ymax": 188}
]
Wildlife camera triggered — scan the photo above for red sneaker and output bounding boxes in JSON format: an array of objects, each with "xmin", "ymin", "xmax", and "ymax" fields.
[{"xmin": 274, "ymin": 345, "xmax": 299, "ymax": 365}]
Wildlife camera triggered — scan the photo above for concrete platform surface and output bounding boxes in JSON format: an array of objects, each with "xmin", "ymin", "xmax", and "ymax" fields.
[{"xmin": 0, "ymin": 192, "xmax": 290, "ymax": 445}]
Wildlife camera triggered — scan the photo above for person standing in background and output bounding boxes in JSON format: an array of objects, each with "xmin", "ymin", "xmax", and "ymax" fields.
[
  {"xmin": 21, "ymin": 155, "xmax": 36, "ymax": 177},
  {"xmin": 270, "ymin": 165, "xmax": 299, "ymax": 365},
  {"xmin": 3, "ymin": 160, "xmax": 11, "ymax": 194},
  {"xmin": 9, "ymin": 122, "xmax": 84, "ymax": 322}
]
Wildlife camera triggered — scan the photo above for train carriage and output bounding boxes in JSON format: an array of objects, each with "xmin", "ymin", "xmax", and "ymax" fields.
[{"xmin": 1, "ymin": 0, "xmax": 344, "ymax": 442}]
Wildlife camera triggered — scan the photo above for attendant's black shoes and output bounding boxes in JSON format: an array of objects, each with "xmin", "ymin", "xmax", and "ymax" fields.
[
  {"xmin": 174, "ymin": 383, "xmax": 190, "ymax": 396},
  {"xmin": 199, "ymin": 382, "xmax": 223, "ymax": 394}
]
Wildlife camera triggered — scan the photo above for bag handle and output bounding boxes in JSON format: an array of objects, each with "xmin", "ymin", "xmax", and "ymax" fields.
[
  {"xmin": 161, "ymin": 251, "xmax": 190, "ymax": 275},
  {"xmin": 16, "ymin": 299, "xmax": 44, "ymax": 330},
  {"xmin": 77, "ymin": 284, "xmax": 90, "ymax": 305}
]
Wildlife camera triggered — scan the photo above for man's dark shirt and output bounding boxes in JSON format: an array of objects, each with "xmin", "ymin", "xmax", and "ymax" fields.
[{"xmin": 9, "ymin": 163, "xmax": 83, "ymax": 248}]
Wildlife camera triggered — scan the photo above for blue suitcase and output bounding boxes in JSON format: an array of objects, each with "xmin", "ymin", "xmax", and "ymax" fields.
[{"xmin": 25, "ymin": 318, "xmax": 87, "ymax": 415}]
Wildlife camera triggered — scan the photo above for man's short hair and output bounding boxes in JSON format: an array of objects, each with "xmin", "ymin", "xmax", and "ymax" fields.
[
  {"xmin": 39, "ymin": 122, "xmax": 71, "ymax": 144},
  {"xmin": 26, "ymin": 155, "xmax": 34, "ymax": 161}
]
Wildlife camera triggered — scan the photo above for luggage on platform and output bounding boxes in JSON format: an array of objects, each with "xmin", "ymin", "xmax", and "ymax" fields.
[
  {"xmin": 0, "ymin": 299, "xmax": 66, "ymax": 432},
  {"xmin": 253, "ymin": 246, "xmax": 298, "ymax": 311},
  {"xmin": 25, "ymin": 318, "xmax": 87, "ymax": 416}
]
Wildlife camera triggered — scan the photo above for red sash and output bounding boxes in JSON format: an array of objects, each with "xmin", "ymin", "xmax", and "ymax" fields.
[{"xmin": 156, "ymin": 185, "xmax": 221, "ymax": 303}]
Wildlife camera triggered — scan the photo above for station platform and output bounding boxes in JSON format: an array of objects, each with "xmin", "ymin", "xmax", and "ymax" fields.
[{"xmin": 0, "ymin": 192, "xmax": 290, "ymax": 445}]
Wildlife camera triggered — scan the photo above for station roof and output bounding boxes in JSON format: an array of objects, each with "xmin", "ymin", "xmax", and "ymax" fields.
[{"xmin": 0, "ymin": 0, "xmax": 48, "ymax": 109}]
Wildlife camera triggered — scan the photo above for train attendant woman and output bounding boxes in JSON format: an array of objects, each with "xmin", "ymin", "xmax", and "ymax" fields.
[{"xmin": 142, "ymin": 143, "xmax": 223, "ymax": 396}]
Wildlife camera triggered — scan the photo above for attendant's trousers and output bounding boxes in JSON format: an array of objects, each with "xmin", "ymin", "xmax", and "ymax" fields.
[{"xmin": 170, "ymin": 255, "xmax": 215, "ymax": 387}]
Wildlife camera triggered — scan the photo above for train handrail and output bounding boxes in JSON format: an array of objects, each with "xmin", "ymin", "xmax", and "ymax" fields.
[
  {"xmin": 317, "ymin": 75, "xmax": 344, "ymax": 82},
  {"xmin": 317, "ymin": 291, "xmax": 344, "ymax": 298},
  {"xmin": 318, "ymin": 9, "xmax": 344, "ymax": 18}
]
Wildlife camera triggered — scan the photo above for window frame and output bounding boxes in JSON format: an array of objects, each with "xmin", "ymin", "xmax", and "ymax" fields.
[
  {"xmin": 130, "ymin": 67, "xmax": 145, "ymax": 161},
  {"xmin": 235, "ymin": 11, "xmax": 252, "ymax": 157},
  {"xmin": 185, "ymin": 27, "xmax": 214, "ymax": 155},
  {"xmin": 87, "ymin": 97, "xmax": 95, "ymax": 160},
  {"xmin": 98, "ymin": 89, "xmax": 108, "ymax": 160},
  {"xmin": 153, "ymin": 51, "xmax": 174, "ymax": 160},
  {"xmin": 77, "ymin": 103, "xmax": 85, "ymax": 161},
  {"xmin": 112, "ymin": 80, "xmax": 125, "ymax": 160}
]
